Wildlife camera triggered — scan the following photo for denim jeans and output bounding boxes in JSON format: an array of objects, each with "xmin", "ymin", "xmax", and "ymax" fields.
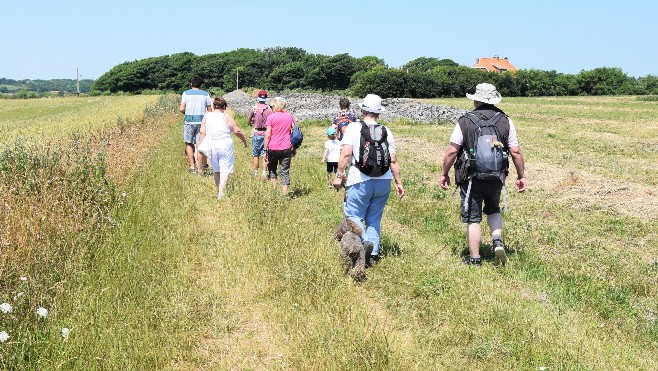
[{"xmin": 343, "ymin": 179, "xmax": 391, "ymax": 256}]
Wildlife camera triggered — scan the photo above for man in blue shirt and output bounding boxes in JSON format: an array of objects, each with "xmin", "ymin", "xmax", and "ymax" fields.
[{"xmin": 179, "ymin": 76, "xmax": 212, "ymax": 173}]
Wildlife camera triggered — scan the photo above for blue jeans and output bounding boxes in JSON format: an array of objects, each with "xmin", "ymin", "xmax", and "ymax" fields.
[{"xmin": 343, "ymin": 179, "xmax": 391, "ymax": 256}]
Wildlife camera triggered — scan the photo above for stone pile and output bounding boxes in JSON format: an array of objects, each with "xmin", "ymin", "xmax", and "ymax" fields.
[{"xmin": 223, "ymin": 90, "xmax": 466, "ymax": 124}]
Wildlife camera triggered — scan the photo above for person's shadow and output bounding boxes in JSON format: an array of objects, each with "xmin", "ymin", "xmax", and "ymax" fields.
[
  {"xmin": 379, "ymin": 236, "xmax": 402, "ymax": 259},
  {"xmin": 459, "ymin": 242, "xmax": 518, "ymax": 263},
  {"xmin": 287, "ymin": 186, "xmax": 311, "ymax": 200}
]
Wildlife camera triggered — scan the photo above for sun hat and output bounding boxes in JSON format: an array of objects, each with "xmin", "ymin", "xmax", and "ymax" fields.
[
  {"xmin": 358, "ymin": 94, "xmax": 385, "ymax": 114},
  {"xmin": 466, "ymin": 83, "xmax": 502, "ymax": 104},
  {"xmin": 326, "ymin": 127, "xmax": 337, "ymax": 136},
  {"xmin": 257, "ymin": 90, "xmax": 268, "ymax": 102}
]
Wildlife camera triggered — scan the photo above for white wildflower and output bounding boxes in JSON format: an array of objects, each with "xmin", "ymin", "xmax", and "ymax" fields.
[
  {"xmin": 0, "ymin": 303, "xmax": 11, "ymax": 314},
  {"xmin": 19, "ymin": 276, "xmax": 27, "ymax": 282},
  {"xmin": 36, "ymin": 307, "xmax": 48, "ymax": 318},
  {"xmin": 121, "ymin": 192, "xmax": 127, "ymax": 198},
  {"xmin": 14, "ymin": 292, "xmax": 24, "ymax": 301},
  {"xmin": 539, "ymin": 367, "xmax": 548, "ymax": 371},
  {"xmin": 0, "ymin": 331, "xmax": 8, "ymax": 343},
  {"xmin": 62, "ymin": 327, "xmax": 70, "ymax": 339}
]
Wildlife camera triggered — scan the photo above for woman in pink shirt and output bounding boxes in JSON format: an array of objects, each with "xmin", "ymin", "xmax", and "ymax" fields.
[{"xmin": 264, "ymin": 97, "xmax": 295, "ymax": 193}]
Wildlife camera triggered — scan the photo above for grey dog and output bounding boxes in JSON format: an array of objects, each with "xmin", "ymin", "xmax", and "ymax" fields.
[{"xmin": 334, "ymin": 217, "xmax": 372, "ymax": 282}]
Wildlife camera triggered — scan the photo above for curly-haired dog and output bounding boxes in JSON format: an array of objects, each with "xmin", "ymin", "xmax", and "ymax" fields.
[{"xmin": 334, "ymin": 217, "xmax": 371, "ymax": 282}]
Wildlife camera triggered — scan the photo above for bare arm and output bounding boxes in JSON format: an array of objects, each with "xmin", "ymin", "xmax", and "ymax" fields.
[
  {"xmin": 389, "ymin": 153, "xmax": 404, "ymax": 199},
  {"xmin": 225, "ymin": 113, "xmax": 247, "ymax": 147},
  {"xmin": 509, "ymin": 145, "xmax": 527, "ymax": 192},
  {"xmin": 179, "ymin": 100, "xmax": 186, "ymax": 114},
  {"xmin": 439, "ymin": 143, "xmax": 461, "ymax": 190},
  {"xmin": 263, "ymin": 126, "xmax": 272, "ymax": 160},
  {"xmin": 199, "ymin": 117, "xmax": 207, "ymax": 142},
  {"xmin": 332, "ymin": 144, "xmax": 353, "ymax": 190},
  {"xmin": 321, "ymin": 148, "xmax": 328, "ymax": 163}
]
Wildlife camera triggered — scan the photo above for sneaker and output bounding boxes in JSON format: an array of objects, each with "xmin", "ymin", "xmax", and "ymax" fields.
[
  {"xmin": 217, "ymin": 192, "xmax": 224, "ymax": 200},
  {"xmin": 464, "ymin": 256, "xmax": 482, "ymax": 267},
  {"xmin": 189, "ymin": 167, "xmax": 198, "ymax": 174},
  {"xmin": 493, "ymin": 239, "xmax": 507, "ymax": 266}
]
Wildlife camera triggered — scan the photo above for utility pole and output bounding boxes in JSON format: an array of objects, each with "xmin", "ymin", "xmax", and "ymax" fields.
[
  {"xmin": 236, "ymin": 68, "xmax": 239, "ymax": 90},
  {"xmin": 76, "ymin": 68, "xmax": 80, "ymax": 96}
]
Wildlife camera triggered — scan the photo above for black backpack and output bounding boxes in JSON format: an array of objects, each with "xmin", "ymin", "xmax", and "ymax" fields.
[
  {"xmin": 457, "ymin": 112, "xmax": 509, "ymax": 183},
  {"xmin": 355, "ymin": 121, "xmax": 391, "ymax": 177}
]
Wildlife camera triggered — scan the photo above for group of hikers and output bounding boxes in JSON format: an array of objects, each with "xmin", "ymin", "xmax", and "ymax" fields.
[{"xmin": 179, "ymin": 76, "xmax": 526, "ymax": 268}]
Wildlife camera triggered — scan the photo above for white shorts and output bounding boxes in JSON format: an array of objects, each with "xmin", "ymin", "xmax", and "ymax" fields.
[{"xmin": 209, "ymin": 146, "xmax": 235, "ymax": 173}]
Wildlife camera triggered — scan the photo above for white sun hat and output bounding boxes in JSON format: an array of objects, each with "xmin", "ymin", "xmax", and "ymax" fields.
[
  {"xmin": 358, "ymin": 94, "xmax": 385, "ymax": 114},
  {"xmin": 466, "ymin": 83, "xmax": 502, "ymax": 104}
]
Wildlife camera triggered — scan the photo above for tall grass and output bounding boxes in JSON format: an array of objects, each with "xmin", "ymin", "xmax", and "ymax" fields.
[{"xmin": 0, "ymin": 95, "xmax": 180, "ymax": 367}]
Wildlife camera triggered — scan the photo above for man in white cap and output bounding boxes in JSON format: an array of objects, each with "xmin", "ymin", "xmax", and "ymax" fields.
[
  {"xmin": 333, "ymin": 94, "xmax": 405, "ymax": 267},
  {"xmin": 439, "ymin": 83, "xmax": 527, "ymax": 266}
]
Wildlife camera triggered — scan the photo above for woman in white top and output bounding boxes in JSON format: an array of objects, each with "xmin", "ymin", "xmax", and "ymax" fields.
[{"xmin": 199, "ymin": 97, "xmax": 247, "ymax": 199}]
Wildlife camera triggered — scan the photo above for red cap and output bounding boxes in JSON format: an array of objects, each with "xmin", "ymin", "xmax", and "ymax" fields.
[{"xmin": 258, "ymin": 90, "xmax": 268, "ymax": 98}]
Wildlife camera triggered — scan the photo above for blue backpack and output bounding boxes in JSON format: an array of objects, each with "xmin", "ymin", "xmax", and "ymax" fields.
[{"xmin": 290, "ymin": 123, "xmax": 304, "ymax": 149}]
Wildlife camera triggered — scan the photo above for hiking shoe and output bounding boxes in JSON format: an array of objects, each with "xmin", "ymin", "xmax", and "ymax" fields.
[
  {"xmin": 493, "ymin": 239, "xmax": 507, "ymax": 266},
  {"xmin": 464, "ymin": 256, "xmax": 482, "ymax": 267}
]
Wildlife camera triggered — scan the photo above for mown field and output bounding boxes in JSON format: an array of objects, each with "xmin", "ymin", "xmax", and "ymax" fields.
[{"xmin": 0, "ymin": 95, "xmax": 656, "ymax": 370}]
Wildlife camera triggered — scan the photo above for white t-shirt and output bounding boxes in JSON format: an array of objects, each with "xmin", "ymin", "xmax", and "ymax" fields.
[
  {"xmin": 340, "ymin": 120, "xmax": 396, "ymax": 187},
  {"xmin": 324, "ymin": 139, "xmax": 341, "ymax": 162},
  {"xmin": 449, "ymin": 117, "xmax": 519, "ymax": 147}
]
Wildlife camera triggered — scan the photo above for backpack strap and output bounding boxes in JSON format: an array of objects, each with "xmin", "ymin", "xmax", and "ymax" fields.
[{"xmin": 466, "ymin": 111, "xmax": 504, "ymax": 127}]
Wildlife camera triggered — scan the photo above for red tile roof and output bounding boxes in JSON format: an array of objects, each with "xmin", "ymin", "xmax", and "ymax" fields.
[{"xmin": 472, "ymin": 56, "xmax": 517, "ymax": 73}]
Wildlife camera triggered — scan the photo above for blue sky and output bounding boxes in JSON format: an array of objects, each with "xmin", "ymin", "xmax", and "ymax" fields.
[{"xmin": 1, "ymin": 0, "xmax": 656, "ymax": 80}]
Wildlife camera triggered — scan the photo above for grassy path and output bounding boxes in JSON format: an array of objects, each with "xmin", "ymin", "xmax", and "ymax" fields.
[{"xmin": 44, "ymin": 99, "xmax": 657, "ymax": 369}]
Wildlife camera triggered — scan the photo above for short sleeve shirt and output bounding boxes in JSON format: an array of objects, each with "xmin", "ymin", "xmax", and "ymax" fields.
[
  {"xmin": 266, "ymin": 111, "xmax": 294, "ymax": 150},
  {"xmin": 341, "ymin": 120, "xmax": 396, "ymax": 187},
  {"xmin": 324, "ymin": 139, "xmax": 341, "ymax": 162},
  {"xmin": 181, "ymin": 89, "xmax": 211, "ymax": 124}
]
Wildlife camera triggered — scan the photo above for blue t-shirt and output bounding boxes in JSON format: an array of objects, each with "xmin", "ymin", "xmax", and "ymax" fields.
[{"xmin": 181, "ymin": 89, "xmax": 211, "ymax": 124}]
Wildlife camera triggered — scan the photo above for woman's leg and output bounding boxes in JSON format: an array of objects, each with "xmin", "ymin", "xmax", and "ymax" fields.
[{"xmin": 218, "ymin": 172, "xmax": 229, "ymax": 195}]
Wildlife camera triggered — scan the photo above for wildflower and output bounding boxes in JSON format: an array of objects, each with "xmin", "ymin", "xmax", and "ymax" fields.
[
  {"xmin": 19, "ymin": 276, "xmax": 27, "ymax": 282},
  {"xmin": 539, "ymin": 367, "xmax": 548, "ymax": 371},
  {"xmin": 122, "ymin": 192, "xmax": 127, "ymax": 198},
  {"xmin": 36, "ymin": 307, "xmax": 48, "ymax": 318},
  {"xmin": 14, "ymin": 292, "xmax": 24, "ymax": 301},
  {"xmin": 0, "ymin": 303, "xmax": 11, "ymax": 314},
  {"xmin": 0, "ymin": 331, "xmax": 8, "ymax": 343},
  {"xmin": 62, "ymin": 327, "xmax": 70, "ymax": 339}
]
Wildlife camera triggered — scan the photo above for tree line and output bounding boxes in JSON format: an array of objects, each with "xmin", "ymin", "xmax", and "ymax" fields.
[
  {"xmin": 0, "ymin": 78, "xmax": 94, "ymax": 95},
  {"xmin": 4, "ymin": 47, "xmax": 658, "ymax": 98},
  {"xmin": 91, "ymin": 48, "xmax": 658, "ymax": 98}
]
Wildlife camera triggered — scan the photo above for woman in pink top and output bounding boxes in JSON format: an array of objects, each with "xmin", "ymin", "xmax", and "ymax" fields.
[{"xmin": 264, "ymin": 97, "xmax": 295, "ymax": 193}]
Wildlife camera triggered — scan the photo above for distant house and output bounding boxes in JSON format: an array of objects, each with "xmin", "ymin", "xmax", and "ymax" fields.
[{"xmin": 472, "ymin": 55, "xmax": 517, "ymax": 73}]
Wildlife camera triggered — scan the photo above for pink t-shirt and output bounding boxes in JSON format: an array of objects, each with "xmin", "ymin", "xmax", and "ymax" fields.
[{"xmin": 266, "ymin": 111, "xmax": 294, "ymax": 150}]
